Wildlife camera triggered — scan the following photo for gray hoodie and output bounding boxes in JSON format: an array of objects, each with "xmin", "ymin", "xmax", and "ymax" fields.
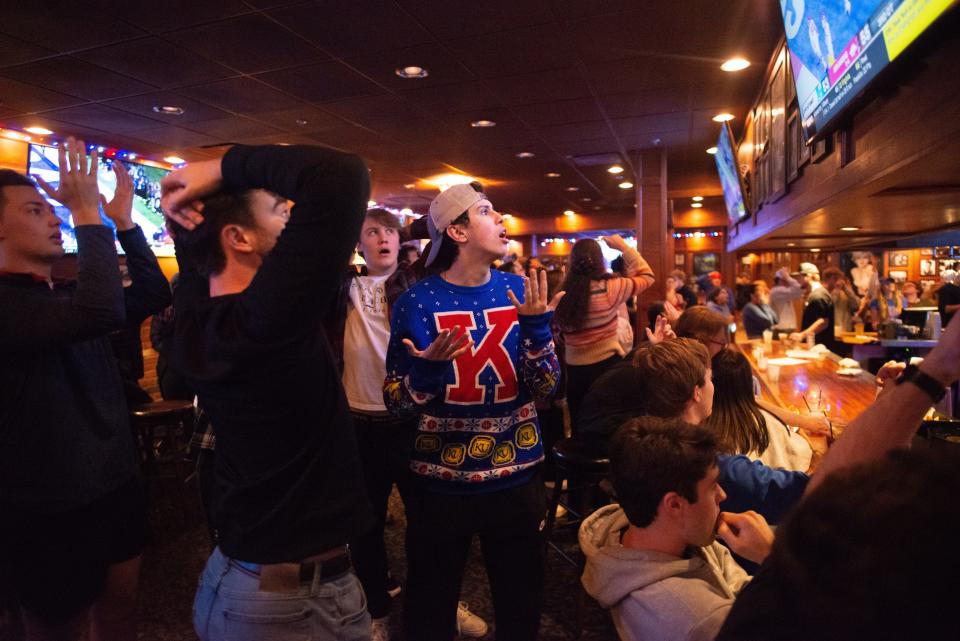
[{"xmin": 579, "ymin": 505, "xmax": 751, "ymax": 641}]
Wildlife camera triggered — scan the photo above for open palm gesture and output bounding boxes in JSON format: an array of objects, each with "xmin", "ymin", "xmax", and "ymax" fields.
[
  {"xmin": 100, "ymin": 161, "xmax": 135, "ymax": 231},
  {"xmin": 507, "ymin": 269, "xmax": 565, "ymax": 316}
]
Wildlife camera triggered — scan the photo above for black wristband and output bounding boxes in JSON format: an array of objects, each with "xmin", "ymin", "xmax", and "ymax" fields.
[{"xmin": 896, "ymin": 364, "xmax": 947, "ymax": 403}]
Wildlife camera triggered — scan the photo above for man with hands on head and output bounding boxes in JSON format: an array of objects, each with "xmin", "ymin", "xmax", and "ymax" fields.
[
  {"xmin": 0, "ymin": 138, "xmax": 170, "ymax": 641},
  {"xmin": 161, "ymin": 144, "xmax": 374, "ymax": 641}
]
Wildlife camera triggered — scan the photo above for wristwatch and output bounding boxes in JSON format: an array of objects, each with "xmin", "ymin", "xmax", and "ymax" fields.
[{"xmin": 896, "ymin": 364, "xmax": 947, "ymax": 402}]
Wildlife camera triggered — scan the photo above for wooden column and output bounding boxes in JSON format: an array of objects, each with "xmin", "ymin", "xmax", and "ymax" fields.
[{"xmin": 633, "ymin": 147, "xmax": 670, "ymax": 336}]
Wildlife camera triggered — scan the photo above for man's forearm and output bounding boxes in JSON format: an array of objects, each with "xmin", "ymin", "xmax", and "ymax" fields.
[{"xmin": 802, "ymin": 318, "xmax": 826, "ymax": 337}]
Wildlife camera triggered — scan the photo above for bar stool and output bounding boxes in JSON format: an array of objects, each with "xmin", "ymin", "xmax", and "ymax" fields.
[
  {"xmin": 129, "ymin": 399, "xmax": 195, "ymax": 507},
  {"xmin": 542, "ymin": 435, "xmax": 612, "ymax": 638}
]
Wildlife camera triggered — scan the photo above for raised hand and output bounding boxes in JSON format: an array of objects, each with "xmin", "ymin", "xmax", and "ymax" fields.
[
  {"xmin": 716, "ymin": 511, "xmax": 774, "ymax": 564},
  {"xmin": 34, "ymin": 137, "xmax": 101, "ymax": 226},
  {"xmin": 662, "ymin": 300, "xmax": 682, "ymax": 324},
  {"xmin": 403, "ymin": 326, "xmax": 472, "ymax": 361},
  {"xmin": 100, "ymin": 161, "xmax": 135, "ymax": 231},
  {"xmin": 645, "ymin": 314, "xmax": 676, "ymax": 344},
  {"xmin": 507, "ymin": 269, "xmax": 565, "ymax": 316},
  {"xmin": 601, "ymin": 234, "xmax": 628, "ymax": 252},
  {"xmin": 160, "ymin": 159, "xmax": 222, "ymax": 230}
]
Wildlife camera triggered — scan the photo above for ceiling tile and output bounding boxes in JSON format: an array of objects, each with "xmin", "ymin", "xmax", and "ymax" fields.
[
  {"xmin": 183, "ymin": 115, "xmax": 284, "ymax": 141},
  {"xmin": 484, "ymin": 68, "xmax": 592, "ymax": 107},
  {"xmin": 77, "ymin": 37, "xmax": 236, "ymax": 89},
  {"xmin": 399, "ymin": 0, "xmax": 553, "ymax": 39},
  {"xmin": 104, "ymin": 92, "xmax": 231, "ymax": 124},
  {"xmin": 178, "ymin": 78, "xmax": 304, "ymax": 115},
  {"xmin": 41, "ymin": 103, "xmax": 164, "ymax": 133},
  {"xmin": 513, "ymin": 98, "xmax": 604, "ymax": 127},
  {"xmin": 128, "ymin": 125, "xmax": 222, "ymax": 149},
  {"xmin": 0, "ymin": 77, "xmax": 83, "ymax": 116},
  {"xmin": 322, "ymin": 94, "xmax": 427, "ymax": 126},
  {"xmin": 447, "ymin": 23, "xmax": 574, "ymax": 78},
  {"xmin": 538, "ymin": 121, "xmax": 613, "ymax": 144},
  {"xmin": 251, "ymin": 105, "xmax": 347, "ymax": 133},
  {"xmin": 611, "ymin": 113, "xmax": 689, "ymax": 137},
  {"xmin": 256, "ymin": 60, "xmax": 384, "ymax": 103},
  {"xmin": 0, "ymin": 33, "xmax": 55, "ymax": 69},
  {"xmin": 268, "ymin": 0, "xmax": 433, "ymax": 58},
  {"xmin": 165, "ymin": 14, "xmax": 326, "ymax": 74},
  {"xmin": 115, "ymin": 0, "xmax": 252, "ymax": 33},
  {"xmin": 400, "ymin": 81, "xmax": 503, "ymax": 116},
  {"xmin": 0, "ymin": 7, "xmax": 146, "ymax": 52},
  {"xmin": 600, "ymin": 88, "xmax": 692, "ymax": 119},
  {"xmin": 0, "ymin": 57, "xmax": 155, "ymax": 101}
]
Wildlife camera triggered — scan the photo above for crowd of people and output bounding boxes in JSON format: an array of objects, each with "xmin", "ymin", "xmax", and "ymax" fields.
[{"xmin": 2, "ymin": 139, "xmax": 959, "ymax": 641}]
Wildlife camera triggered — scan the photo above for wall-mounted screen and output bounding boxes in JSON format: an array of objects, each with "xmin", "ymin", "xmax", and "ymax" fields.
[
  {"xmin": 715, "ymin": 124, "xmax": 749, "ymax": 225},
  {"xmin": 27, "ymin": 143, "xmax": 173, "ymax": 256},
  {"xmin": 779, "ymin": 0, "xmax": 956, "ymax": 142}
]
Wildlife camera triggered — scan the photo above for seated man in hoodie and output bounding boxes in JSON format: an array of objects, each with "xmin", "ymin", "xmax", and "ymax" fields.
[{"xmin": 580, "ymin": 416, "xmax": 774, "ymax": 641}]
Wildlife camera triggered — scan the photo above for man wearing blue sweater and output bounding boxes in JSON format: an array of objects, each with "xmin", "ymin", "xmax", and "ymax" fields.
[{"xmin": 384, "ymin": 182, "xmax": 562, "ymax": 641}]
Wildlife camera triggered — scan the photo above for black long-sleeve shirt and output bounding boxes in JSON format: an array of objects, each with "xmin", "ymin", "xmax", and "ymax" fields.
[
  {"xmin": 169, "ymin": 144, "xmax": 373, "ymax": 563},
  {"xmin": 0, "ymin": 225, "xmax": 171, "ymax": 512}
]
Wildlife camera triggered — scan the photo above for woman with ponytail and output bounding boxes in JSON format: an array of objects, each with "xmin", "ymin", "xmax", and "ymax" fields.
[{"xmin": 554, "ymin": 235, "xmax": 654, "ymax": 431}]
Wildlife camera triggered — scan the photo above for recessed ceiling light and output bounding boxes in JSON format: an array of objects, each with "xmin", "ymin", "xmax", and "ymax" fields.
[
  {"xmin": 691, "ymin": 203, "xmax": 703, "ymax": 208},
  {"xmin": 721, "ymin": 58, "xmax": 751, "ymax": 72},
  {"xmin": 127, "ymin": 153, "xmax": 137, "ymax": 160},
  {"xmin": 712, "ymin": 113, "xmax": 735, "ymax": 122},
  {"xmin": 692, "ymin": 196, "xmax": 704, "ymax": 202},
  {"xmin": 545, "ymin": 172, "xmax": 561, "ymax": 178},
  {"xmin": 470, "ymin": 119, "xmax": 496, "ymax": 128},
  {"xmin": 96, "ymin": 146, "xmax": 105, "ymax": 153},
  {"xmin": 607, "ymin": 165, "xmax": 624, "ymax": 174},
  {"xmin": 396, "ymin": 65, "xmax": 429, "ymax": 79},
  {"xmin": 563, "ymin": 210, "xmax": 575, "ymax": 216},
  {"xmin": 565, "ymin": 186, "xmax": 579, "ymax": 192},
  {"xmin": 840, "ymin": 226, "xmax": 861, "ymax": 231},
  {"xmin": 787, "ymin": 242, "xmax": 796, "ymax": 247},
  {"xmin": 404, "ymin": 183, "xmax": 416, "ymax": 189},
  {"xmin": 368, "ymin": 200, "xmax": 377, "ymax": 208},
  {"xmin": 580, "ymin": 197, "xmax": 592, "ymax": 202},
  {"xmin": 400, "ymin": 208, "xmax": 413, "ymax": 216},
  {"xmin": 515, "ymin": 151, "xmax": 535, "ymax": 158},
  {"xmin": 618, "ymin": 181, "xmax": 634, "ymax": 189},
  {"xmin": 706, "ymin": 147, "xmax": 718, "ymax": 154},
  {"xmin": 153, "ymin": 105, "xmax": 184, "ymax": 116},
  {"xmin": 25, "ymin": 126, "xmax": 53, "ymax": 135},
  {"xmin": 810, "ymin": 248, "xmax": 821, "ymax": 253},
  {"xmin": 295, "ymin": 118, "xmax": 308, "ymax": 126},
  {"xmin": 164, "ymin": 155, "xmax": 186, "ymax": 164}
]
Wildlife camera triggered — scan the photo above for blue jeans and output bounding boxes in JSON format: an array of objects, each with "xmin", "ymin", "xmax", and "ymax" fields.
[{"xmin": 193, "ymin": 547, "xmax": 371, "ymax": 641}]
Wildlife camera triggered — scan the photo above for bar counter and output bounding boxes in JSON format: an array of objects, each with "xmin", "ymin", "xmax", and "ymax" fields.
[{"xmin": 736, "ymin": 338, "xmax": 877, "ymax": 427}]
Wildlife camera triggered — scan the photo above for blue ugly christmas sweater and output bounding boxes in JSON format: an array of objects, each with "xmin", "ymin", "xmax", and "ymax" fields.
[{"xmin": 384, "ymin": 269, "xmax": 560, "ymax": 493}]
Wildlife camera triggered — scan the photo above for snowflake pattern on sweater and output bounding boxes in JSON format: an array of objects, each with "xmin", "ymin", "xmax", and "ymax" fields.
[{"xmin": 384, "ymin": 270, "xmax": 559, "ymax": 492}]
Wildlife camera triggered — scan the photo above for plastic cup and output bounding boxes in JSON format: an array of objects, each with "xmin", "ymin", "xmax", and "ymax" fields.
[
  {"xmin": 763, "ymin": 330, "xmax": 773, "ymax": 347},
  {"xmin": 767, "ymin": 363, "xmax": 780, "ymax": 382}
]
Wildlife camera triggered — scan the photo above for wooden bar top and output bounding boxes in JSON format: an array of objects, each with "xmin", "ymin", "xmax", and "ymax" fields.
[{"xmin": 736, "ymin": 338, "xmax": 877, "ymax": 427}]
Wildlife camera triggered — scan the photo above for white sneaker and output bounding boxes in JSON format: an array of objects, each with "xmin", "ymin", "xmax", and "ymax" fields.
[
  {"xmin": 371, "ymin": 616, "xmax": 390, "ymax": 641},
  {"xmin": 456, "ymin": 601, "xmax": 489, "ymax": 638}
]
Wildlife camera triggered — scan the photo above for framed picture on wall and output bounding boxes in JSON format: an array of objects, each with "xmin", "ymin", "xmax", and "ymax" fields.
[
  {"xmin": 787, "ymin": 110, "xmax": 799, "ymax": 182},
  {"xmin": 693, "ymin": 252, "xmax": 719, "ymax": 276},
  {"xmin": 920, "ymin": 259, "xmax": 937, "ymax": 276},
  {"xmin": 939, "ymin": 259, "xmax": 959, "ymax": 274},
  {"xmin": 674, "ymin": 253, "xmax": 685, "ymax": 266},
  {"xmin": 889, "ymin": 252, "xmax": 909, "ymax": 267},
  {"xmin": 768, "ymin": 55, "xmax": 787, "ymax": 200},
  {"xmin": 921, "ymin": 248, "xmax": 934, "ymax": 256},
  {"xmin": 889, "ymin": 270, "xmax": 908, "ymax": 283}
]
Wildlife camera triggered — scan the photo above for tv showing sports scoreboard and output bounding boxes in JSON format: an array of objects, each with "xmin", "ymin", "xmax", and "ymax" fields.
[
  {"xmin": 714, "ymin": 124, "xmax": 749, "ymax": 225},
  {"xmin": 27, "ymin": 143, "xmax": 173, "ymax": 256},
  {"xmin": 779, "ymin": 0, "xmax": 956, "ymax": 142}
]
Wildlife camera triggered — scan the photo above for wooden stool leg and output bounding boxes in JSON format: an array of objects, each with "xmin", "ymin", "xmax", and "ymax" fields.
[{"xmin": 542, "ymin": 465, "xmax": 566, "ymax": 549}]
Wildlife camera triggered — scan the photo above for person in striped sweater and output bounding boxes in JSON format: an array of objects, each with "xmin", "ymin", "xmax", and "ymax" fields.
[{"xmin": 554, "ymin": 235, "xmax": 655, "ymax": 431}]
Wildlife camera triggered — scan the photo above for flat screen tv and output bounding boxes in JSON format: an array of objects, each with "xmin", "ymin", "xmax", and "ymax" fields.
[
  {"xmin": 27, "ymin": 143, "xmax": 173, "ymax": 256},
  {"xmin": 779, "ymin": 0, "xmax": 957, "ymax": 142},
  {"xmin": 714, "ymin": 123, "xmax": 749, "ymax": 225}
]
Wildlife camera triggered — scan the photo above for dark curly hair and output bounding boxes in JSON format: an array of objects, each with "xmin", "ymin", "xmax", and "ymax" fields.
[{"xmin": 166, "ymin": 189, "xmax": 256, "ymax": 277}]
